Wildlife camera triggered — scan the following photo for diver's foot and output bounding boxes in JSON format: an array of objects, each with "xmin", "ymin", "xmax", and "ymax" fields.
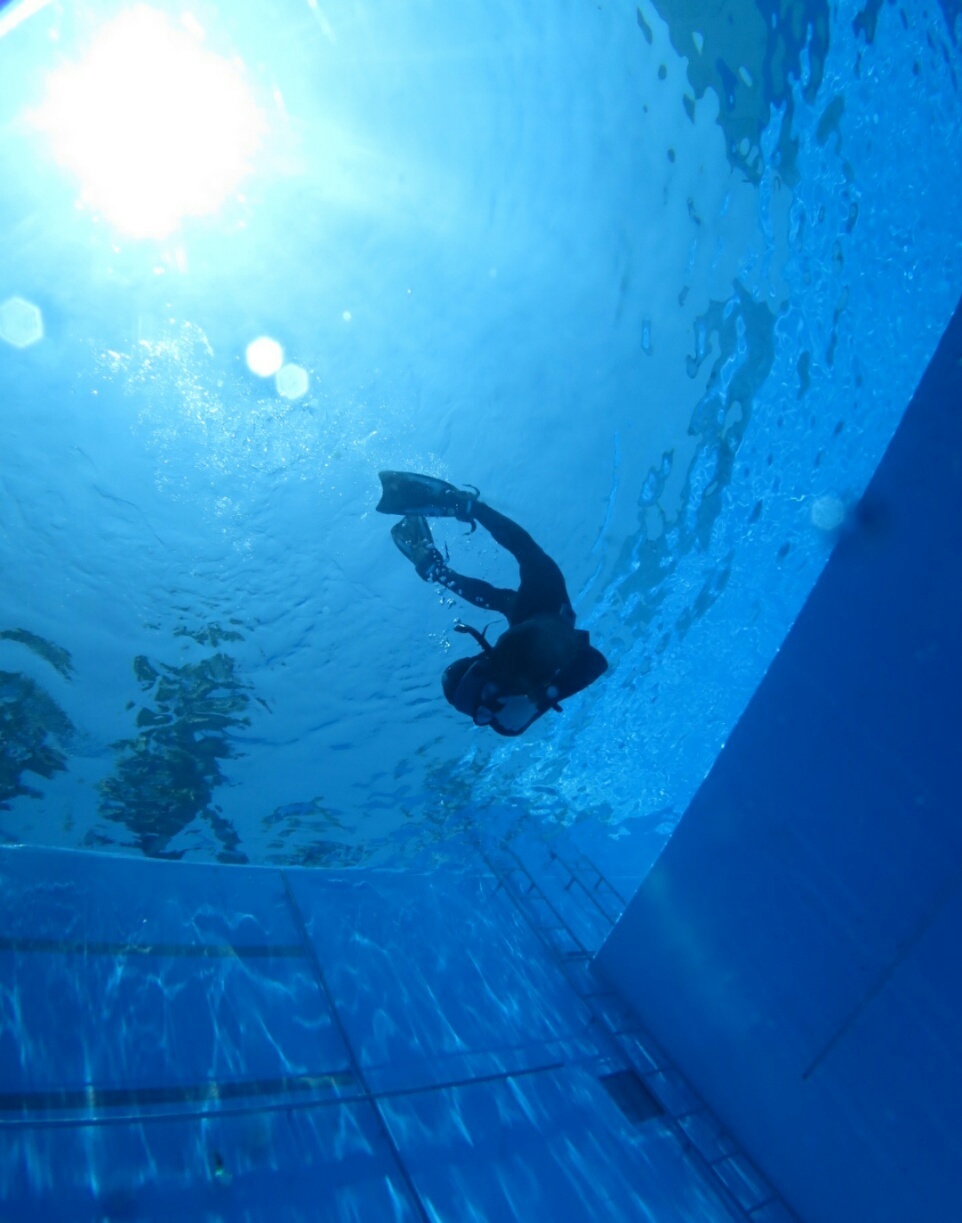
[
  {"xmin": 377, "ymin": 471, "xmax": 480, "ymax": 526},
  {"xmin": 454, "ymin": 484, "xmax": 480, "ymax": 527},
  {"xmin": 391, "ymin": 515, "xmax": 444, "ymax": 580}
]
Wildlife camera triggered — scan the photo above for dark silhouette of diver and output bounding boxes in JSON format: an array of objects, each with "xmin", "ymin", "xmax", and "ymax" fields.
[{"xmin": 377, "ymin": 471, "xmax": 607, "ymax": 736}]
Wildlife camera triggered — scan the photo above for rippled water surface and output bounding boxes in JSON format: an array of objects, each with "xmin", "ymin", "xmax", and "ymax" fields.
[{"xmin": 2, "ymin": 0, "xmax": 961, "ymax": 871}]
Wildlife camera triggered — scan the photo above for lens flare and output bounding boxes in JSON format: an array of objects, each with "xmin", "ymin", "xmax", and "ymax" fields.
[
  {"xmin": 246, "ymin": 336, "xmax": 284, "ymax": 376},
  {"xmin": 36, "ymin": 6, "xmax": 263, "ymax": 238},
  {"xmin": 276, "ymin": 363, "xmax": 309, "ymax": 399}
]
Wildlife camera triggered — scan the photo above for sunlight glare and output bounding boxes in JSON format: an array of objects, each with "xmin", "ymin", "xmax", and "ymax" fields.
[
  {"xmin": 246, "ymin": 336, "xmax": 284, "ymax": 376},
  {"xmin": 36, "ymin": 6, "xmax": 263, "ymax": 238}
]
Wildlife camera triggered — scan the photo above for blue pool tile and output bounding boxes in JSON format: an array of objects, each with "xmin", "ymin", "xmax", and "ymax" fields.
[
  {"xmin": 567, "ymin": 856, "xmax": 627, "ymax": 924},
  {"xmin": 591, "ymin": 989, "xmax": 646, "ymax": 1034},
  {"xmin": 0, "ymin": 946, "xmax": 350, "ymax": 1100},
  {"xmin": 380, "ymin": 1064, "xmax": 740, "ymax": 1223},
  {"xmin": 748, "ymin": 1201, "xmax": 799, "ymax": 1223},
  {"xmin": 0, "ymin": 1100, "xmax": 418, "ymax": 1221},
  {"xmin": 0, "ymin": 846, "xmax": 299, "ymax": 951},
  {"xmin": 712, "ymin": 1152, "xmax": 775, "ymax": 1212},
  {"xmin": 589, "ymin": 879, "xmax": 628, "ymax": 925},
  {"xmin": 616, "ymin": 1030, "xmax": 668, "ymax": 1075},
  {"xmin": 286, "ymin": 868, "xmax": 595, "ymax": 1092},
  {"xmin": 559, "ymin": 954, "xmax": 601, "ymax": 998},
  {"xmin": 521, "ymin": 891, "xmax": 565, "ymax": 932},
  {"xmin": 642, "ymin": 1068, "xmax": 701, "ymax": 1118},
  {"xmin": 371, "ymin": 1033, "xmax": 604, "ymax": 1096},
  {"xmin": 501, "ymin": 866, "xmax": 536, "ymax": 898},
  {"xmin": 510, "ymin": 843, "xmax": 615, "ymax": 952},
  {"xmin": 541, "ymin": 924, "xmax": 584, "ymax": 958},
  {"xmin": 677, "ymin": 1109, "xmax": 739, "ymax": 1164},
  {"xmin": 562, "ymin": 820, "xmax": 661, "ymax": 908}
]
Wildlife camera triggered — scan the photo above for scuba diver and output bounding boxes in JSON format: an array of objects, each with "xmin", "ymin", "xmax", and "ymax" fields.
[{"xmin": 377, "ymin": 471, "xmax": 608, "ymax": 736}]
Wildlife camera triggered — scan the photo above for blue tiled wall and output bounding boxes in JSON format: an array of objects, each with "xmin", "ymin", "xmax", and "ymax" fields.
[
  {"xmin": 595, "ymin": 297, "xmax": 962, "ymax": 1223},
  {"xmin": 0, "ymin": 842, "xmax": 753, "ymax": 1221}
]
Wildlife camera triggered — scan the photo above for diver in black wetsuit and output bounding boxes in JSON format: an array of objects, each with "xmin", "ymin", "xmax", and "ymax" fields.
[{"xmin": 376, "ymin": 471, "xmax": 608, "ymax": 736}]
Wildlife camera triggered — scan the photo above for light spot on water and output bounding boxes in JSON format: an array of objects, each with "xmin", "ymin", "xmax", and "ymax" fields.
[{"xmin": 246, "ymin": 336, "xmax": 283, "ymax": 376}]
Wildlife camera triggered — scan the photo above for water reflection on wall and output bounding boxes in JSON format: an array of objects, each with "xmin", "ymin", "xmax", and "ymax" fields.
[{"xmin": 93, "ymin": 630, "xmax": 251, "ymax": 862}]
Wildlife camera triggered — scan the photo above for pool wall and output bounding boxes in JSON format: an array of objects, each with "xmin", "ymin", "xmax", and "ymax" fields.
[{"xmin": 597, "ymin": 295, "xmax": 962, "ymax": 1221}]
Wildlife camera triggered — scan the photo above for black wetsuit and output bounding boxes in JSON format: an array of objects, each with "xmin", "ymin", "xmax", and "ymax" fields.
[
  {"xmin": 378, "ymin": 469, "xmax": 606, "ymax": 735},
  {"xmin": 427, "ymin": 502, "xmax": 574, "ymax": 628},
  {"xmin": 423, "ymin": 504, "xmax": 606, "ymax": 736}
]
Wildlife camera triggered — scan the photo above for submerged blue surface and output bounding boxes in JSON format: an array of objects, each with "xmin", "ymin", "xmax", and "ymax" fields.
[
  {"xmin": 2, "ymin": 0, "xmax": 962, "ymax": 1217},
  {"xmin": 0, "ymin": 844, "xmax": 764, "ymax": 1221},
  {"xmin": 598, "ymin": 294, "xmax": 962, "ymax": 1223},
  {"xmin": 3, "ymin": 0, "xmax": 962, "ymax": 874}
]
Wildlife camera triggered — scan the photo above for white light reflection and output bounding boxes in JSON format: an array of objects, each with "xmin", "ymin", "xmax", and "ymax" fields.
[
  {"xmin": 275, "ymin": 363, "xmax": 309, "ymax": 399},
  {"xmin": 0, "ymin": 0, "xmax": 54, "ymax": 41},
  {"xmin": 246, "ymin": 336, "xmax": 284, "ymax": 377},
  {"xmin": 35, "ymin": 5, "xmax": 263, "ymax": 238}
]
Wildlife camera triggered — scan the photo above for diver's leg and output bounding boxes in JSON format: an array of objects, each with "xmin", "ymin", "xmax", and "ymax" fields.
[
  {"xmin": 436, "ymin": 567, "xmax": 517, "ymax": 617},
  {"xmin": 391, "ymin": 516, "xmax": 516, "ymax": 617},
  {"xmin": 473, "ymin": 503, "xmax": 572, "ymax": 623}
]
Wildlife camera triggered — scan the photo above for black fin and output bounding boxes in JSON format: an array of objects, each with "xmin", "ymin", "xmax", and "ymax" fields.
[{"xmin": 377, "ymin": 471, "xmax": 478, "ymax": 522}]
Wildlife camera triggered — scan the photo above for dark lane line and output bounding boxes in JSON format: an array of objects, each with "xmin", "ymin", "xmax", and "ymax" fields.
[
  {"xmin": 0, "ymin": 937, "xmax": 306, "ymax": 959},
  {"xmin": 0, "ymin": 1072, "xmax": 356, "ymax": 1113}
]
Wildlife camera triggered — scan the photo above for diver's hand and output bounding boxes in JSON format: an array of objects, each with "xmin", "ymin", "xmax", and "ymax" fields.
[
  {"xmin": 453, "ymin": 621, "xmax": 494, "ymax": 653},
  {"xmin": 455, "ymin": 484, "xmax": 480, "ymax": 530}
]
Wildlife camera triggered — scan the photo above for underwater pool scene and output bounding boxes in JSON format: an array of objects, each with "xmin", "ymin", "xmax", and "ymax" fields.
[{"xmin": 2, "ymin": 0, "xmax": 961, "ymax": 1218}]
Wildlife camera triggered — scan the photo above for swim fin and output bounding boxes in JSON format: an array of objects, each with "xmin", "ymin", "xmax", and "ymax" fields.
[
  {"xmin": 377, "ymin": 471, "xmax": 479, "ymax": 524},
  {"xmin": 390, "ymin": 515, "xmax": 444, "ymax": 580}
]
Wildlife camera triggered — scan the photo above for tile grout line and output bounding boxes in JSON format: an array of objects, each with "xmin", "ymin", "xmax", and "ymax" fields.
[
  {"xmin": 278, "ymin": 869, "xmax": 432, "ymax": 1223},
  {"xmin": 489, "ymin": 849, "xmax": 590, "ymax": 954},
  {"xmin": 484, "ymin": 843, "xmax": 782, "ymax": 1223},
  {"xmin": 547, "ymin": 850, "xmax": 627, "ymax": 928},
  {"xmin": 5, "ymin": 842, "xmax": 799, "ymax": 1221},
  {"xmin": 0, "ymin": 1060, "xmax": 571, "ymax": 1132},
  {"xmin": 0, "ymin": 936, "xmax": 306, "ymax": 959},
  {"xmin": 802, "ymin": 854, "xmax": 962, "ymax": 1081}
]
